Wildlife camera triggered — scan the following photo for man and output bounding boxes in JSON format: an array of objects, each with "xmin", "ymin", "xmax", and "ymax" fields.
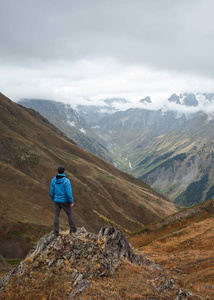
[{"xmin": 50, "ymin": 165, "xmax": 77, "ymax": 236}]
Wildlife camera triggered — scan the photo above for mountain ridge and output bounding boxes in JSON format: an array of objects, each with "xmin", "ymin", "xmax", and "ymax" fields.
[{"xmin": 18, "ymin": 98, "xmax": 114, "ymax": 163}]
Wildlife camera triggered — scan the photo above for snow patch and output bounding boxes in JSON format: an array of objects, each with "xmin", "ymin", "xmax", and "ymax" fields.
[
  {"xmin": 67, "ymin": 121, "xmax": 76, "ymax": 127},
  {"xmin": 79, "ymin": 128, "xmax": 86, "ymax": 134}
]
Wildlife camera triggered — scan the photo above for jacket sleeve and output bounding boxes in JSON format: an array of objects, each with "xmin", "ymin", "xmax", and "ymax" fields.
[
  {"xmin": 64, "ymin": 178, "xmax": 73, "ymax": 204},
  {"xmin": 50, "ymin": 179, "xmax": 55, "ymax": 201}
]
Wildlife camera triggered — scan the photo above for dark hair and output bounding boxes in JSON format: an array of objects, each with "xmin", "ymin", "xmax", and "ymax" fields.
[{"xmin": 58, "ymin": 165, "xmax": 65, "ymax": 174}]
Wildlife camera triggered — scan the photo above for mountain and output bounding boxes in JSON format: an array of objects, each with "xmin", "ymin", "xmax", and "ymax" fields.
[
  {"xmin": 0, "ymin": 93, "xmax": 177, "ymax": 258},
  {"xmin": 91, "ymin": 108, "xmax": 188, "ymax": 170},
  {"xmin": 91, "ymin": 92, "xmax": 214, "ymax": 156},
  {"xmin": 168, "ymin": 92, "xmax": 214, "ymax": 107},
  {"xmin": 76, "ymin": 98, "xmax": 128, "ymax": 124},
  {"xmin": 78, "ymin": 92, "xmax": 214, "ymax": 126},
  {"xmin": 18, "ymin": 93, "xmax": 214, "ymax": 208},
  {"xmin": 168, "ymin": 93, "xmax": 199, "ymax": 106},
  {"xmin": 18, "ymin": 99, "xmax": 114, "ymax": 163},
  {"xmin": 139, "ymin": 96, "xmax": 152, "ymax": 103},
  {"xmin": 129, "ymin": 199, "xmax": 214, "ymax": 299},
  {"xmin": 130, "ymin": 112, "xmax": 214, "ymax": 207},
  {"xmin": 83, "ymin": 92, "xmax": 214, "ymax": 206}
]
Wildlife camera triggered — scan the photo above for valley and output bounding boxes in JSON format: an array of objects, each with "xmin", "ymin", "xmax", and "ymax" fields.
[
  {"xmin": 77, "ymin": 93, "xmax": 214, "ymax": 207},
  {"xmin": 19, "ymin": 93, "xmax": 214, "ymax": 208}
]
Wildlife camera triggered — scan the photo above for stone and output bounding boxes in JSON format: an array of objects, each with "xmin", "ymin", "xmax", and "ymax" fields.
[{"xmin": 68, "ymin": 279, "xmax": 90, "ymax": 299}]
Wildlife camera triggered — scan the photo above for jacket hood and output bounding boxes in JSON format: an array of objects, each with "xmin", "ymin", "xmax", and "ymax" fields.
[{"xmin": 55, "ymin": 174, "xmax": 67, "ymax": 184}]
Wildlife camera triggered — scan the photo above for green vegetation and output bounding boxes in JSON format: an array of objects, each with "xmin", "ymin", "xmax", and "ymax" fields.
[
  {"xmin": 99, "ymin": 174, "xmax": 115, "ymax": 182},
  {"xmin": 175, "ymin": 174, "xmax": 209, "ymax": 207},
  {"xmin": 205, "ymin": 184, "xmax": 214, "ymax": 201},
  {"xmin": 128, "ymin": 225, "xmax": 149, "ymax": 236},
  {"xmin": 3, "ymin": 259, "xmax": 22, "ymax": 266},
  {"xmin": 137, "ymin": 154, "xmax": 154, "ymax": 167},
  {"xmin": 139, "ymin": 153, "xmax": 187, "ymax": 180},
  {"xmin": 11, "ymin": 230, "xmax": 22, "ymax": 237},
  {"xmin": 66, "ymin": 155, "xmax": 76, "ymax": 161},
  {"xmin": 139, "ymin": 224, "xmax": 190, "ymax": 248},
  {"xmin": 174, "ymin": 204, "xmax": 186, "ymax": 212},
  {"xmin": 147, "ymin": 151, "xmax": 174, "ymax": 168}
]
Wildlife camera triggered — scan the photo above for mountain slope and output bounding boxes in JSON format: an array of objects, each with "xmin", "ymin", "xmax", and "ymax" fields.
[
  {"xmin": 130, "ymin": 113, "xmax": 214, "ymax": 206},
  {"xmin": 79, "ymin": 93, "xmax": 214, "ymax": 206},
  {"xmin": 0, "ymin": 93, "xmax": 177, "ymax": 258},
  {"xmin": 18, "ymin": 99, "xmax": 113, "ymax": 163},
  {"xmin": 128, "ymin": 199, "xmax": 214, "ymax": 299}
]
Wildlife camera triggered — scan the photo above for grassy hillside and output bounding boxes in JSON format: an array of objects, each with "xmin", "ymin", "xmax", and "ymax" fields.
[
  {"xmin": 128, "ymin": 199, "xmax": 214, "ymax": 299},
  {"xmin": 0, "ymin": 93, "xmax": 177, "ymax": 258}
]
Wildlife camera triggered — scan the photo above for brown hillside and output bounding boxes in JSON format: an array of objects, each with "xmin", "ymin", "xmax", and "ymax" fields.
[
  {"xmin": 0, "ymin": 93, "xmax": 177, "ymax": 258},
  {"xmin": 129, "ymin": 199, "xmax": 214, "ymax": 299}
]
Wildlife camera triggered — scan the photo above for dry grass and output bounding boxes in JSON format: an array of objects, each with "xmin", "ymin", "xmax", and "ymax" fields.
[
  {"xmin": 0, "ymin": 260, "xmax": 198, "ymax": 300},
  {"xmin": 129, "ymin": 215, "xmax": 214, "ymax": 299}
]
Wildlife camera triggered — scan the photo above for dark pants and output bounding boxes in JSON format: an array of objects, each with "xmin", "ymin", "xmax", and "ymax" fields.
[{"xmin": 54, "ymin": 202, "xmax": 76, "ymax": 233}]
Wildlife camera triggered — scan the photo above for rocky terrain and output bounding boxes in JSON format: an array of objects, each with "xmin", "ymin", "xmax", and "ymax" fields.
[{"xmin": 0, "ymin": 227, "xmax": 200, "ymax": 299}]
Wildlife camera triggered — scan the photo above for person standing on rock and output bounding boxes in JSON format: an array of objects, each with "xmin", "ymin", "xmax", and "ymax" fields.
[{"xmin": 50, "ymin": 165, "xmax": 77, "ymax": 236}]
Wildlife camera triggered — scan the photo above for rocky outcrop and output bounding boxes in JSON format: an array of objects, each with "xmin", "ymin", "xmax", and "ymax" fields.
[
  {"xmin": 0, "ymin": 227, "xmax": 141, "ymax": 297},
  {"xmin": 1, "ymin": 226, "xmax": 200, "ymax": 299}
]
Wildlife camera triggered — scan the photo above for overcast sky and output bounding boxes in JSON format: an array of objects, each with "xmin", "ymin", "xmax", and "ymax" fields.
[{"xmin": 1, "ymin": 0, "xmax": 214, "ymax": 107}]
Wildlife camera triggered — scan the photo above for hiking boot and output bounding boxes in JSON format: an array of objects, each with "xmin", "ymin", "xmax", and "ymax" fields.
[{"xmin": 69, "ymin": 228, "xmax": 77, "ymax": 234}]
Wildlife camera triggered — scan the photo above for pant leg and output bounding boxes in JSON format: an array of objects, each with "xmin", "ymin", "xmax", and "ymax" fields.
[
  {"xmin": 54, "ymin": 202, "xmax": 61, "ymax": 233},
  {"xmin": 61, "ymin": 203, "xmax": 76, "ymax": 232}
]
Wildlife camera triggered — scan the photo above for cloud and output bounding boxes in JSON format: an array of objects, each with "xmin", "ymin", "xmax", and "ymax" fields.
[{"xmin": 1, "ymin": 0, "xmax": 214, "ymax": 103}]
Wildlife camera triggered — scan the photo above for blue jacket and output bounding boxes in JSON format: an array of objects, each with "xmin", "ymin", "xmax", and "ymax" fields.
[{"xmin": 50, "ymin": 174, "xmax": 73, "ymax": 204}]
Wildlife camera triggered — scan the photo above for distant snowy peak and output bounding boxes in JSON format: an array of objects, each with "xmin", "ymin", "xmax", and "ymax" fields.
[
  {"xmin": 168, "ymin": 93, "xmax": 199, "ymax": 107},
  {"xmin": 168, "ymin": 93, "xmax": 182, "ymax": 105},
  {"xmin": 168, "ymin": 93, "xmax": 214, "ymax": 107},
  {"xmin": 139, "ymin": 96, "xmax": 151, "ymax": 104}
]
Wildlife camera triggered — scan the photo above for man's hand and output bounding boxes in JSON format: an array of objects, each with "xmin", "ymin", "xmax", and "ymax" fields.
[{"xmin": 70, "ymin": 203, "xmax": 74, "ymax": 207}]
